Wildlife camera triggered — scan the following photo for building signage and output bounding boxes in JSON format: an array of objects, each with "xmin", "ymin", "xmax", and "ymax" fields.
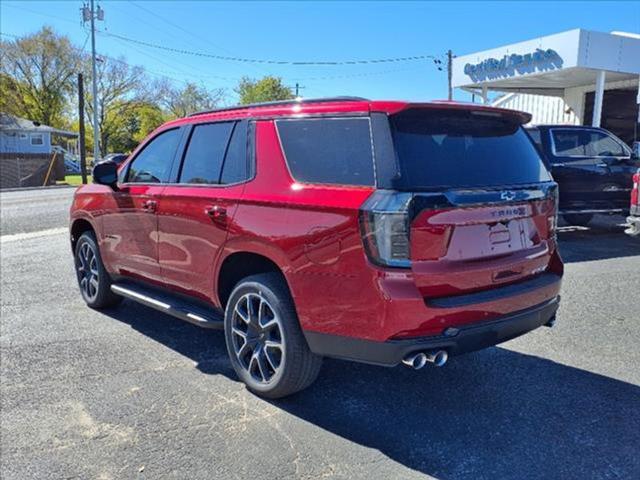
[{"xmin": 464, "ymin": 48, "xmax": 563, "ymax": 81}]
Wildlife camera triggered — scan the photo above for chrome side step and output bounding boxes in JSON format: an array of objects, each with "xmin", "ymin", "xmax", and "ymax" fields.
[{"xmin": 111, "ymin": 283, "xmax": 224, "ymax": 329}]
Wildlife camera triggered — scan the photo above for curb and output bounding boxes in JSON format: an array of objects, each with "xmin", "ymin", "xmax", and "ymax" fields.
[{"xmin": 1, "ymin": 184, "xmax": 78, "ymax": 193}]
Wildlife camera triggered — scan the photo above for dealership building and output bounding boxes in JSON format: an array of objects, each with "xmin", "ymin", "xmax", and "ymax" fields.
[{"xmin": 452, "ymin": 29, "xmax": 640, "ymax": 145}]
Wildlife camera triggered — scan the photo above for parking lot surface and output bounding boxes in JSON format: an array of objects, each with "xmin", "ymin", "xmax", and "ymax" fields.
[{"xmin": 1, "ymin": 189, "xmax": 639, "ymax": 479}]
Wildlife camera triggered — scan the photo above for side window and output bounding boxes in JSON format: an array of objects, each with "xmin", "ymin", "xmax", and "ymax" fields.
[
  {"xmin": 276, "ymin": 118, "xmax": 375, "ymax": 186},
  {"xmin": 552, "ymin": 130, "xmax": 586, "ymax": 158},
  {"xmin": 179, "ymin": 122, "xmax": 234, "ymax": 184},
  {"xmin": 127, "ymin": 128, "xmax": 181, "ymax": 183},
  {"xmin": 30, "ymin": 133, "xmax": 44, "ymax": 145},
  {"xmin": 586, "ymin": 131, "xmax": 627, "ymax": 157},
  {"xmin": 220, "ymin": 121, "xmax": 249, "ymax": 184}
]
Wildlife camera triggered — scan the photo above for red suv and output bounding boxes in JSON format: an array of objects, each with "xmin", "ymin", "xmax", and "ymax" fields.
[{"xmin": 70, "ymin": 97, "xmax": 563, "ymax": 398}]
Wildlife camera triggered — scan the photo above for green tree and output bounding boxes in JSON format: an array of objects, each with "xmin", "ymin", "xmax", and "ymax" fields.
[
  {"xmin": 133, "ymin": 104, "xmax": 166, "ymax": 143},
  {"xmin": 159, "ymin": 81, "xmax": 225, "ymax": 118},
  {"xmin": 0, "ymin": 27, "xmax": 81, "ymax": 128},
  {"xmin": 235, "ymin": 76, "xmax": 294, "ymax": 105}
]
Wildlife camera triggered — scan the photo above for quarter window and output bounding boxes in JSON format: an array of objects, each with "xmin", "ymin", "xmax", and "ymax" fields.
[
  {"xmin": 179, "ymin": 123, "xmax": 234, "ymax": 184},
  {"xmin": 276, "ymin": 118, "xmax": 375, "ymax": 186},
  {"xmin": 127, "ymin": 128, "xmax": 181, "ymax": 183},
  {"xmin": 220, "ymin": 121, "xmax": 250, "ymax": 184}
]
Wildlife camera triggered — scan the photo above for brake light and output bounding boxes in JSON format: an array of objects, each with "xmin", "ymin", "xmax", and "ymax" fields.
[
  {"xmin": 547, "ymin": 186, "xmax": 559, "ymax": 237},
  {"xmin": 631, "ymin": 171, "xmax": 639, "ymax": 208},
  {"xmin": 360, "ymin": 191, "xmax": 412, "ymax": 268}
]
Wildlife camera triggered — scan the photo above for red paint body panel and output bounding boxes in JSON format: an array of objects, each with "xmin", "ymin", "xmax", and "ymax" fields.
[
  {"xmin": 156, "ymin": 182, "xmax": 246, "ymax": 301},
  {"xmin": 71, "ymin": 98, "xmax": 562, "ymax": 348}
]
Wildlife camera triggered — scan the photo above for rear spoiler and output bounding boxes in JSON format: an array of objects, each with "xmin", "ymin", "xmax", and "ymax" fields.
[{"xmin": 372, "ymin": 101, "xmax": 532, "ymax": 125}]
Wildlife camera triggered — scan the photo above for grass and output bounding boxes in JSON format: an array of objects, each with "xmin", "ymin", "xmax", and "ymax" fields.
[{"xmin": 62, "ymin": 175, "xmax": 92, "ymax": 186}]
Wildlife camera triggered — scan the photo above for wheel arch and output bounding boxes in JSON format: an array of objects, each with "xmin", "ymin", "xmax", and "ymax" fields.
[
  {"xmin": 70, "ymin": 217, "xmax": 96, "ymax": 252},
  {"xmin": 216, "ymin": 248, "xmax": 293, "ymax": 311}
]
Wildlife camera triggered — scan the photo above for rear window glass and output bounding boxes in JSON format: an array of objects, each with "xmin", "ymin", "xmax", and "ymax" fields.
[
  {"xmin": 276, "ymin": 118, "xmax": 374, "ymax": 186},
  {"xmin": 389, "ymin": 109, "xmax": 551, "ymax": 189}
]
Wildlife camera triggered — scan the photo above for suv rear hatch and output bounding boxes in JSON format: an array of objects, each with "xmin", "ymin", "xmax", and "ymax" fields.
[{"xmin": 363, "ymin": 107, "xmax": 559, "ymax": 299}]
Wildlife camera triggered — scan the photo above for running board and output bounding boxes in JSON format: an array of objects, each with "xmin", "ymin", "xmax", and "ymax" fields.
[{"xmin": 111, "ymin": 283, "xmax": 224, "ymax": 329}]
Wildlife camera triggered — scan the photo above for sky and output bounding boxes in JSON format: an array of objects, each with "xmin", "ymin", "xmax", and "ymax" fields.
[{"xmin": 1, "ymin": 1, "xmax": 639, "ymax": 104}]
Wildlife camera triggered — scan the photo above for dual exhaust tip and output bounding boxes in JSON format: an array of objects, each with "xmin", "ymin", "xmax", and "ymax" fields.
[{"xmin": 402, "ymin": 350, "xmax": 448, "ymax": 369}]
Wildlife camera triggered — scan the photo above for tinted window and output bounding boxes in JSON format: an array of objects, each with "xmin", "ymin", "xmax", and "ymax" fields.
[
  {"xmin": 390, "ymin": 109, "xmax": 551, "ymax": 189},
  {"xmin": 277, "ymin": 118, "xmax": 374, "ymax": 186},
  {"xmin": 127, "ymin": 128, "xmax": 181, "ymax": 183},
  {"xmin": 586, "ymin": 131, "xmax": 627, "ymax": 156},
  {"xmin": 220, "ymin": 121, "xmax": 249, "ymax": 184},
  {"xmin": 552, "ymin": 130, "xmax": 589, "ymax": 157},
  {"xmin": 179, "ymin": 123, "xmax": 234, "ymax": 184},
  {"xmin": 552, "ymin": 129, "xmax": 627, "ymax": 158}
]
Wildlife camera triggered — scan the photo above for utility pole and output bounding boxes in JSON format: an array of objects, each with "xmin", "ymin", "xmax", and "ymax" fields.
[
  {"xmin": 447, "ymin": 49, "xmax": 453, "ymax": 101},
  {"xmin": 82, "ymin": 1, "xmax": 104, "ymax": 161},
  {"xmin": 295, "ymin": 82, "xmax": 305, "ymax": 98},
  {"xmin": 78, "ymin": 73, "xmax": 88, "ymax": 185}
]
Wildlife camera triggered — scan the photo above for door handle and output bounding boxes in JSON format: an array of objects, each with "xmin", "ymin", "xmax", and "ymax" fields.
[
  {"xmin": 141, "ymin": 200, "xmax": 157, "ymax": 213},
  {"xmin": 551, "ymin": 163, "xmax": 565, "ymax": 167},
  {"xmin": 205, "ymin": 205, "xmax": 227, "ymax": 222},
  {"xmin": 596, "ymin": 163, "xmax": 608, "ymax": 168}
]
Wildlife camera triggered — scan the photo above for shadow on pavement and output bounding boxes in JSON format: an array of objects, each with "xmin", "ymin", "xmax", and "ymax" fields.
[
  {"xmin": 558, "ymin": 214, "xmax": 639, "ymax": 263},
  {"xmin": 104, "ymin": 302, "xmax": 640, "ymax": 480}
]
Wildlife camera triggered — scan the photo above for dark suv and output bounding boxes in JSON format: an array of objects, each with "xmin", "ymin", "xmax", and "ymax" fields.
[
  {"xmin": 70, "ymin": 98, "xmax": 563, "ymax": 398},
  {"xmin": 526, "ymin": 125, "xmax": 639, "ymax": 226}
]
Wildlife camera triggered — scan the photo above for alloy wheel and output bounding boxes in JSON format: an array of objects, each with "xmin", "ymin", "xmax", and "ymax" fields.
[
  {"xmin": 230, "ymin": 292, "xmax": 285, "ymax": 384},
  {"xmin": 77, "ymin": 242, "xmax": 99, "ymax": 302}
]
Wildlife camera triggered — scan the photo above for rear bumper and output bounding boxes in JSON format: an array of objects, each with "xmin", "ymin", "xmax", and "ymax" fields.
[{"xmin": 304, "ymin": 296, "xmax": 560, "ymax": 367}]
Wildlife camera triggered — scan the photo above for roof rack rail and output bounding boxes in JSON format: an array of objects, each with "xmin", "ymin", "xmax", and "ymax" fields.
[{"xmin": 188, "ymin": 96, "xmax": 369, "ymax": 117}]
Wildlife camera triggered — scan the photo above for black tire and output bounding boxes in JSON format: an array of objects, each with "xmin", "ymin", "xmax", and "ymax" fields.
[
  {"xmin": 224, "ymin": 273, "xmax": 322, "ymax": 399},
  {"xmin": 562, "ymin": 213, "xmax": 594, "ymax": 226},
  {"xmin": 74, "ymin": 231, "xmax": 122, "ymax": 309}
]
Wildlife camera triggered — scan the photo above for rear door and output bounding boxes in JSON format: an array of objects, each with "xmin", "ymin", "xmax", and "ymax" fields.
[
  {"xmin": 157, "ymin": 120, "xmax": 251, "ymax": 301},
  {"xmin": 386, "ymin": 108, "xmax": 557, "ymax": 298},
  {"xmin": 101, "ymin": 127, "xmax": 183, "ymax": 283}
]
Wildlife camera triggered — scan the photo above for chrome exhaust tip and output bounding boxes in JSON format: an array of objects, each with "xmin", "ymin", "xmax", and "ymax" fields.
[
  {"xmin": 402, "ymin": 352, "xmax": 428, "ymax": 370},
  {"xmin": 425, "ymin": 350, "xmax": 448, "ymax": 367}
]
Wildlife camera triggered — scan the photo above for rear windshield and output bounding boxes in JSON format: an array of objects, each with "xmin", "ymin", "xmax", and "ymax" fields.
[{"xmin": 389, "ymin": 109, "xmax": 551, "ymax": 189}]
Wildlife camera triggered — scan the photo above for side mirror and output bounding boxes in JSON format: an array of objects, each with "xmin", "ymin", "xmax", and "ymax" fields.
[
  {"xmin": 631, "ymin": 141, "xmax": 640, "ymax": 161},
  {"xmin": 92, "ymin": 160, "xmax": 119, "ymax": 190}
]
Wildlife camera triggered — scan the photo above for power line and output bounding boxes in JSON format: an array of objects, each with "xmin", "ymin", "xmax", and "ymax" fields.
[{"xmin": 99, "ymin": 30, "xmax": 440, "ymax": 66}]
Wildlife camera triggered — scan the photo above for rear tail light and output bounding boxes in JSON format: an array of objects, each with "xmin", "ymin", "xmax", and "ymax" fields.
[
  {"xmin": 631, "ymin": 171, "xmax": 639, "ymax": 208},
  {"xmin": 547, "ymin": 185, "xmax": 559, "ymax": 238},
  {"xmin": 360, "ymin": 191, "xmax": 412, "ymax": 268}
]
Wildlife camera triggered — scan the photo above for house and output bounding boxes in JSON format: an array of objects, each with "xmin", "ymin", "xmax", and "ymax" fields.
[{"xmin": 0, "ymin": 113, "xmax": 78, "ymax": 154}]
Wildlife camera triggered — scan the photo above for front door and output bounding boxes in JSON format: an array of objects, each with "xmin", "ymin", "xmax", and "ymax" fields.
[
  {"xmin": 158, "ymin": 120, "xmax": 251, "ymax": 302},
  {"xmin": 549, "ymin": 128, "xmax": 635, "ymax": 211},
  {"xmin": 101, "ymin": 127, "xmax": 184, "ymax": 284}
]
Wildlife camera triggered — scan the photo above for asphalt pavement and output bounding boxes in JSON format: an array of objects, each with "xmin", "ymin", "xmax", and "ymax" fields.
[
  {"xmin": 1, "ymin": 187, "xmax": 75, "ymax": 236},
  {"xmin": 1, "ymin": 188, "xmax": 639, "ymax": 479}
]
